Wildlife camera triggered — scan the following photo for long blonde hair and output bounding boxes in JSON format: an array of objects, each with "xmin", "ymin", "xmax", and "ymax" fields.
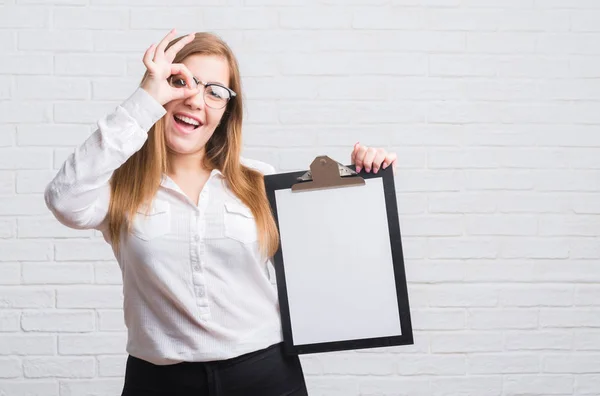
[{"xmin": 108, "ymin": 32, "xmax": 279, "ymax": 259}]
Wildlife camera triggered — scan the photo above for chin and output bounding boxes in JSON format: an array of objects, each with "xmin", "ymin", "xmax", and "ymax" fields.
[{"xmin": 165, "ymin": 124, "xmax": 212, "ymax": 155}]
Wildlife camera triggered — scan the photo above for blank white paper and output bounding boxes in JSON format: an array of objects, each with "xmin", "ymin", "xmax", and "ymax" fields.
[{"xmin": 275, "ymin": 178, "xmax": 402, "ymax": 346}]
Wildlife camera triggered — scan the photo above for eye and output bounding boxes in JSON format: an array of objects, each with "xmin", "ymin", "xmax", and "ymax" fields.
[
  {"xmin": 168, "ymin": 75, "xmax": 187, "ymax": 88},
  {"xmin": 207, "ymin": 85, "xmax": 228, "ymax": 100}
]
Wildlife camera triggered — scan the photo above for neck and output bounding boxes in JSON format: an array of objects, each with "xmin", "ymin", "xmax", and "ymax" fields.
[{"xmin": 167, "ymin": 149, "xmax": 210, "ymax": 177}]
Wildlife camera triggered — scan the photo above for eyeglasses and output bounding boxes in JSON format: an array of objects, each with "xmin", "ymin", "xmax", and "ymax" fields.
[{"xmin": 167, "ymin": 74, "xmax": 237, "ymax": 109}]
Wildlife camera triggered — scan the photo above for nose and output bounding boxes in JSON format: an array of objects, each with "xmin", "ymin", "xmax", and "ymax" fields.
[{"xmin": 183, "ymin": 90, "xmax": 205, "ymax": 111}]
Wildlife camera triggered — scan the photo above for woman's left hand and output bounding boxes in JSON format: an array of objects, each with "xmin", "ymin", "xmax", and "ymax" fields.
[{"xmin": 351, "ymin": 142, "xmax": 398, "ymax": 175}]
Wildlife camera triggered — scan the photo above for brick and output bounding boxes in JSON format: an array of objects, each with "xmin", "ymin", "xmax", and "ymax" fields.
[
  {"xmin": 24, "ymin": 357, "xmax": 94, "ymax": 378},
  {"xmin": 18, "ymin": 216, "xmax": 95, "ymax": 238},
  {"xmin": 428, "ymin": 285, "xmax": 499, "ymax": 307},
  {"xmin": 0, "ymin": 262, "xmax": 19, "ymax": 284},
  {"xmin": 467, "ymin": 32, "xmax": 537, "ymax": 53},
  {"xmin": 19, "ymin": 30, "xmax": 92, "ymax": 51},
  {"xmin": 428, "ymin": 9, "xmax": 502, "ymax": 31},
  {"xmin": 53, "ymin": 7, "xmax": 128, "ymax": 29},
  {"xmin": 541, "ymin": 309, "xmax": 600, "ymax": 328},
  {"xmin": 0, "ymin": 149, "xmax": 52, "ymax": 170},
  {"xmin": 58, "ymin": 334, "xmax": 126, "ymax": 354},
  {"xmin": 430, "ymin": 376, "xmax": 502, "ymax": 396},
  {"xmin": 497, "ymin": 193, "xmax": 571, "ymax": 213},
  {"xmin": 430, "ymin": 55, "xmax": 497, "ymax": 76},
  {"xmin": 396, "ymin": 170, "xmax": 463, "ymax": 192},
  {"xmin": 358, "ymin": 378, "xmax": 430, "ymax": 396},
  {"xmin": 506, "ymin": 330, "xmax": 572, "ymax": 351},
  {"xmin": 0, "ymin": 76, "xmax": 10, "ymax": 100},
  {"xmin": 15, "ymin": 77, "xmax": 90, "ymax": 100},
  {"xmin": 0, "ymin": 288, "xmax": 54, "ymax": 309},
  {"xmin": 56, "ymin": 286, "xmax": 123, "ymax": 309},
  {"xmin": 539, "ymin": 215, "xmax": 600, "ymax": 236},
  {"xmin": 130, "ymin": 8, "xmax": 205, "ymax": 29},
  {"xmin": 571, "ymin": 56, "xmax": 600, "ymax": 78},
  {"xmin": 575, "ymin": 286, "xmax": 600, "ymax": 306},
  {"xmin": 397, "ymin": 354, "xmax": 465, "ymax": 375},
  {"xmin": 499, "ymin": 10, "xmax": 569, "ymax": 31},
  {"xmin": 469, "ymin": 309, "xmax": 538, "ymax": 329},
  {"xmin": 428, "ymin": 237, "xmax": 499, "ymax": 259},
  {"xmin": 0, "ymin": 125, "xmax": 15, "ymax": 147},
  {"xmin": 0, "ymin": 102, "xmax": 52, "ymax": 123},
  {"xmin": 203, "ymin": 7, "xmax": 278, "ymax": 29},
  {"xmin": 59, "ymin": 379, "xmax": 123, "ymax": 396},
  {"xmin": 574, "ymin": 331, "xmax": 600, "ymax": 351},
  {"xmin": 320, "ymin": 353, "xmax": 395, "ymax": 375},
  {"xmin": 468, "ymin": 354, "xmax": 540, "ymax": 374},
  {"xmin": 0, "ymin": 381, "xmax": 58, "ymax": 396},
  {"xmin": 18, "ymin": 0, "xmax": 86, "ymax": 3},
  {"xmin": 94, "ymin": 262, "xmax": 122, "ymax": 285},
  {"xmin": 431, "ymin": 332, "xmax": 504, "ymax": 353},
  {"xmin": 22, "ymin": 262, "xmax": 94, "ymax": 285},
  {"xmin": 0, "ymin": 6, "xmax": 49, "ymax": 28},
  {"xmin": 54, "ymin": 241, "xmax": 116, "ymax": 262},
  {"xmin": 97, "ymin": 355, "xmax": 126, "ymax": 377},
  {"xmin": 505, "ymin": 375, "xmax": 574, "ymax": 395},
  {"xmin": 0, "ymin": 335, "xmax": 55, "ymax": 355},
  {"xmin": 0, "ymin": 358, "xmax": 20, "ymax": 378},
  {"xmin": 21, "ymin": 311, "xmax": 94, "ymax": 332},
  {"xmin": 96, "ymin": 310, "xmax": 126, "ymax": 332},
  {"xmin": 55, "ymin": 54, "xmax": 126, "ymax": 76},
  {"xmin": 0, "ymin": 195, "xmax": 49, "ymax": 216},
  {"xmin": 400, "ymin": 215, "xmax": 463, "ymax": 237},
  {"xmin": 0, "ymin": 239, "xmax": 53, "ymax": 261},
  {"xmin": 16, "ymin": 171, "xmax": 59, "ymax": 194},
  {"xmin": 500, "ymin": 237, "xmax": 569, "ymax": 259},
  {"xmin": 0, "ymin": 311, "xmax": 20, "ymax": 332},
  {"xmin": 281, "ymin": 53, "xmax": 427, "ymax": 76},
  {"xmin": 54, "ymin": 101, "xmax": 118, "ymax": 124},
  {"xmin": 570, "ymin": 238, "xmax": 600, "ymax": 259},
  {"xmin": 429, "ymin": 192, "xmax": 496, "ymax": 213},
  {"xmin": 18, "ymin": 125, "xmax": 90, "ymax": 147},
  {"xmin": 537, "ymin": 33, "xmax": 600, "ymax": 55},
  {"xmin": 465, "ymin": 215, "xmax": 537, "ymax": 236},
  {"xmin": 543, "ymin": 354, "xmax": 600, "ymax": 373},
  {"xmin": 405, "ymin": 261, "xmax": 464, "ymax": 283},
  {"xmin": 499, "ymin": 286, "xmax": 573, "ymax": 307},
  {"xmin": 91, "ymin": 78, "xmax": 139, "ymax": 101},
  {"xmin": 0, "ymin": 31, "xmax": 15, "ymax": 52},
  {"xmin": 353, "ymin": 8, "xmax": 424, "ymax": 29},
  {"xmin": 577, "ymin": 374, "xmax": 600, "ymax": 395},
  {"xmin": 279, "ymin": 7, "xmax": 352, "ymax": 29}
]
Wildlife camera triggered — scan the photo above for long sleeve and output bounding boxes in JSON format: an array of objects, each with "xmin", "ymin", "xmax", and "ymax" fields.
[{"xmin": 44, "ymin": 87, "xmax": 167, "ymax": 231}]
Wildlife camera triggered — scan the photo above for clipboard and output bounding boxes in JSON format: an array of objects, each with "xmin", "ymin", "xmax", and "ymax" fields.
[{"xmin": 264, "ymin": 155, "xmax": 413, "ymax": 355}]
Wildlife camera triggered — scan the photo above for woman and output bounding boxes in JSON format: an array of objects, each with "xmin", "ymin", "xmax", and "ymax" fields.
[{"xmin": 45, "ymin": 29, "xmax": 398, "ymax": 396}]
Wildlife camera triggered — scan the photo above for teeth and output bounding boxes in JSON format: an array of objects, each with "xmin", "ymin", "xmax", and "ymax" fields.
[{"xmin": 174, "ymin": 114, "xmax": 200, "ymax": 126}]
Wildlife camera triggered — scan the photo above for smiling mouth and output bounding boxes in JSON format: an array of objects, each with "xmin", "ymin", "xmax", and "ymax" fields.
[{"xmin": 173, "ymin": 113, "xmax": 202, "ymax": 132}]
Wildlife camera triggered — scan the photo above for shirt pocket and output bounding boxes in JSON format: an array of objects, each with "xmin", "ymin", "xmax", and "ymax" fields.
[
  {"xmin": 224, "ymin": 200, "xmax": 258, "ymax": 244},
  {"xmin": 130, "ymin": 199, "xmax": 171, "ymax": 241}
]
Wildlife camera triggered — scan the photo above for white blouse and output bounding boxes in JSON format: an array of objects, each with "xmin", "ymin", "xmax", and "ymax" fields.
[{"xmin": 44, "ymin": 87, "xmax": 283, "ymax": 365}]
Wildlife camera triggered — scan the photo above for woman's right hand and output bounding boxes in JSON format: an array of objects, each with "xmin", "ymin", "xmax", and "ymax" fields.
[{"xmin": 140, "ymin": 29, "xmax": 200, "ymax": 106}]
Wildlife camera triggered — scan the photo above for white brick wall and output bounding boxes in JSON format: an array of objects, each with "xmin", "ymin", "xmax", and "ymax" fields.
[{"xmin": 1, "ymin": 0, "xmax": 599, "ymax": 395}]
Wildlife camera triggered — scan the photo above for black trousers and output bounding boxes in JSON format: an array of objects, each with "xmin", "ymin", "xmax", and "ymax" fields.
[{"xmin": 120, "ymin": 342, "xmax": 308, "ymax": 396}]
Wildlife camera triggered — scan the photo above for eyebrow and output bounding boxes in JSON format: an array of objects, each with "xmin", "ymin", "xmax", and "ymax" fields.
[{"xmin": 192, "ymin": 76, "xmax": 228, "ymax": 88}]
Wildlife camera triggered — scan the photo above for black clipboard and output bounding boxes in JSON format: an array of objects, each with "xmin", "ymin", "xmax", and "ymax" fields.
[{"xmin": 264, "ymin": 156, "xmax": 413, "ymax": 355}]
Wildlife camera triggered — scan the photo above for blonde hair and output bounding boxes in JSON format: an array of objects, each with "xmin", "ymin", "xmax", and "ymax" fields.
[{"xmin": 107, "ymin": 32, "xmax": 279, "ymax": 259}]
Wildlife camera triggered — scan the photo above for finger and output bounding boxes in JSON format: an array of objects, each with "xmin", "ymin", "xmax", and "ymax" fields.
[
  {"xmin": 350, "ymin": 141, "xmax": 360, "ymax": 165},
  {"xmin": 363, "ymin": 147, "xmax": 377, "ymax": 173},
  {"xmin": 354, "ymin": 144, "xmax": 368, "ymax": 173},
  {"xmin": 170, "ymin": 63, "xmax": 196, "ymax": 89},
  {"xmin": 154, "ymin": 29, "xmax": 178, "ymax": 62},
  {"xmin": 143, "ymin": 43, "xmax": 157, "ymax": 71},
  {"xmin": 372, "ymin": 149, "xmax": 387, "ymax": 174},
  {"xmin": 382, "ymin": 152, "xmax": 397, "ymax": 170},
  {"xmin": 164, "ymin": 33, "xmax": 195, "ymax": 63}
]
